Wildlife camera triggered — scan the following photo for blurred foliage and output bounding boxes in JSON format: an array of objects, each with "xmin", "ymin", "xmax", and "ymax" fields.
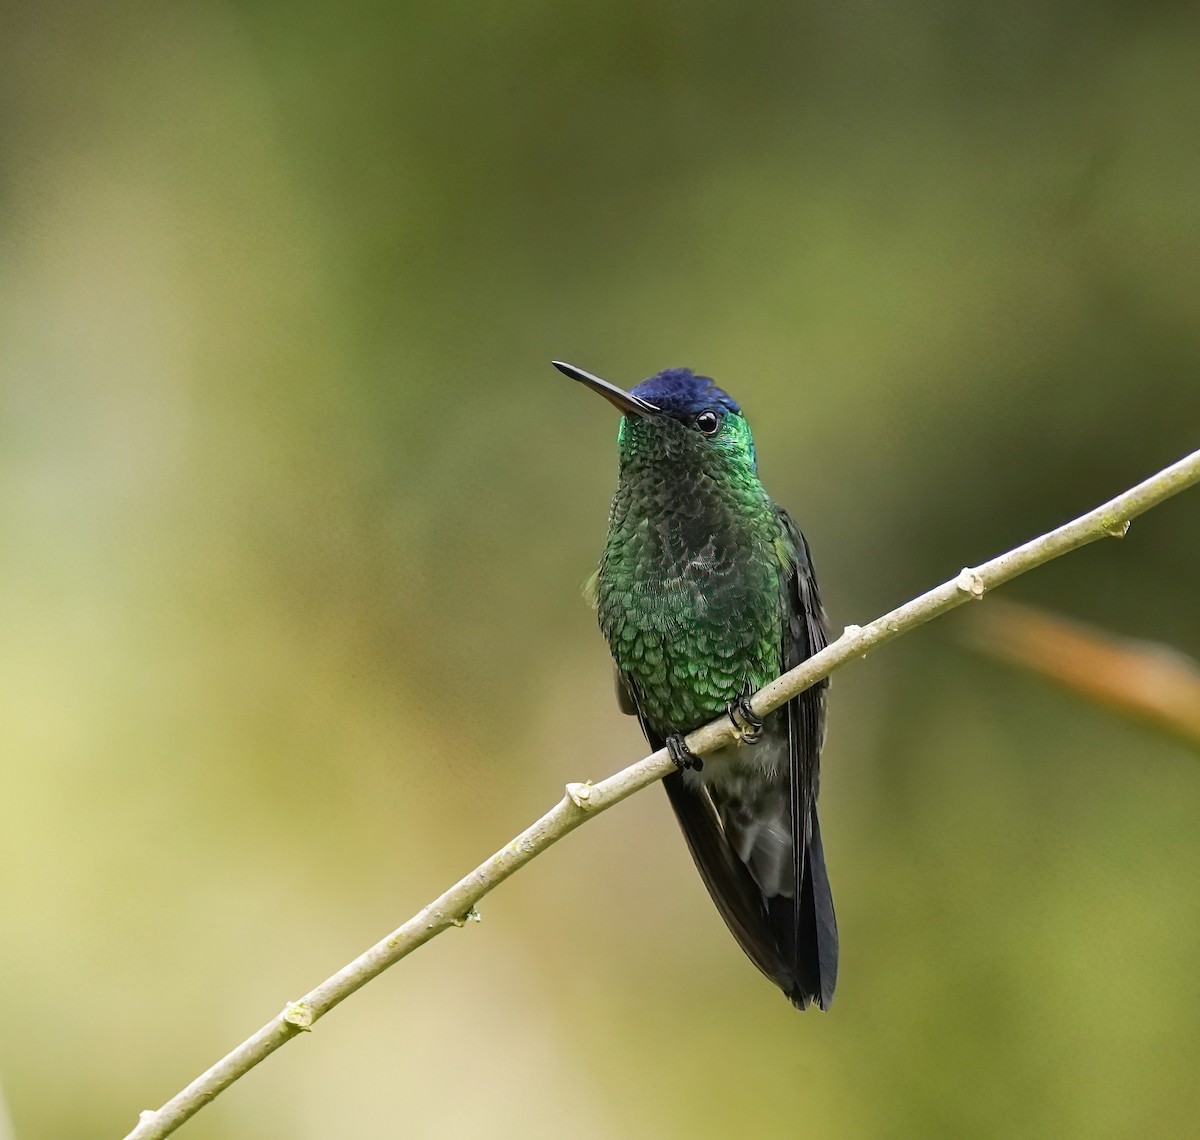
[{"xmin": 2, "ymin": 2, "xmax": 1199, "ymax": 1137}]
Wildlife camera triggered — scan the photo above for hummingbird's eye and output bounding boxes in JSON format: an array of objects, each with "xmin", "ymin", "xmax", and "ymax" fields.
[{"xmin": 695, "ymin": 410, "xmax": 721, "ymax": 435}]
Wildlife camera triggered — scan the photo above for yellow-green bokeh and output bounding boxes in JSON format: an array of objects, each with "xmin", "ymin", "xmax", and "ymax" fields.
[{"xmin": 2, "ymin": 3, "xmax": 1199, "ymax": 1137}]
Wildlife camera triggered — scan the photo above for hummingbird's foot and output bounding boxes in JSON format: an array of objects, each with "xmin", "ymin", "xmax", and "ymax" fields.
[
  {"xmin": 666, "ymin": 734, "xmax": 703, "ymax": 772},
  {"xmin": 726, "ymin": 696, "xmax": 763, "ymax": 744}
]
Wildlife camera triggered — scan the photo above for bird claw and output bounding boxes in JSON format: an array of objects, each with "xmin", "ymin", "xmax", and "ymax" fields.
[
  {"xmin": 726, "ymin": 696, "xmax": 763, "ymax": 744},
  {"xmin": 666, "ymin": 734, "xmax": 703, "ymax": 772}
]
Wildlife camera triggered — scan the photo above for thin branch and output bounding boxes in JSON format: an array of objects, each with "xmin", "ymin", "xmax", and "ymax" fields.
[{"xmin": 125, "ymin": 446, "xmax": 1200, "ymax": 1140}]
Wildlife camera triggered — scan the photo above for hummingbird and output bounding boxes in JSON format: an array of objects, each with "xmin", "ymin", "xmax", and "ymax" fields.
[{"xmin": 554, "ymin": 360, "xmax": 837, "ymax": 1010}]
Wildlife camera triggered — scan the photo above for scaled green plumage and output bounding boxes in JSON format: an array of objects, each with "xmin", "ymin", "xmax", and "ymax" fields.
[{"xmin": 596, "ymin": 410, "xmax": 791, "ymax": 733}]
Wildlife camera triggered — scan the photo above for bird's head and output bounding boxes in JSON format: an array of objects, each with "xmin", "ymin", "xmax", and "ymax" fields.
[{"xmin": 553, "ymin": 361, "xmax": 758, "ymax": 477}]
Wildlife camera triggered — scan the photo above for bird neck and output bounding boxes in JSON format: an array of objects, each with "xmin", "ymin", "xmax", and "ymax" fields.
[{"xmin": 608, "ymin": 454, "xmax": 778, "ymax": 565}]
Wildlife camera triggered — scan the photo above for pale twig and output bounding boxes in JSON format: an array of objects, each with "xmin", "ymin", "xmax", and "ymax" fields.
[{"xmin": 124, "ymin": 446, "xmax": 1200, "ymax": 1140}]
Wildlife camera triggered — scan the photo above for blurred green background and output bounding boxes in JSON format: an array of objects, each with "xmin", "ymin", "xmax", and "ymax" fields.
[{"xmin": 2, "ymin": 2, "xmax": 1200, "ymax": 1137}]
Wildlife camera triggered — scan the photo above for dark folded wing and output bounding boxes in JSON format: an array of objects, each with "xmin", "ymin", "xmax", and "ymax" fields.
[{"xmin": 776, "ymin": 505, "xmax": 838, "ymax": 1007}]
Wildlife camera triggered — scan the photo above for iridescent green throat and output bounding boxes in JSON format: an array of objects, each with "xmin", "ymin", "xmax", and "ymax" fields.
[{"xmin": 594, "ymin": 415, "xmax": 792, "ymax": 736}]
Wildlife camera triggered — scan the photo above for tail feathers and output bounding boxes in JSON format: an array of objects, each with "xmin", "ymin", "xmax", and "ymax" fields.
[
  {"xmin": 664, "ymin": 773, "xmax": 838, "ymax": 1010},
  {"xmin": 663, "ymin": 773, "xmax": 794, "ymax": 991},
  {"xmin": 775, "ymin": 806, "xmax": 838, "ymax": 1010}
]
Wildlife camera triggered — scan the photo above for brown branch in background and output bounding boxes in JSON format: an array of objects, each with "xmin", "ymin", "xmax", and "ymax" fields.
[{"xmin": 961, "ymin": 598, "xmax": 1200, "ymax": 747}]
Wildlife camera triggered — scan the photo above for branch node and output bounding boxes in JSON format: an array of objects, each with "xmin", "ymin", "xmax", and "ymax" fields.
[
  {"xmin": 281, "ymin": 1000, "xmax": 313, "ymax": 1032},
  {"xmin": 956, "ymin": 567, "xmax": 986, "ymax": 599},
  {"xmin": 566, "ymin": 780, "xmax": 597, "ymax": 810},
  {"xmin": 138, "ymin": 1111, "xmax": 158, "ymax": 1124},
  {"xmin": 450, "ymin": 907, "xmax": 481, "ymax": 927},
  {"xmin": 841, "ymin": 624, "xmax": 866, "ymax": 657},
  {"xmin": 1104, "ymin": 518, "xmax": 1131, "ymax": 538}
]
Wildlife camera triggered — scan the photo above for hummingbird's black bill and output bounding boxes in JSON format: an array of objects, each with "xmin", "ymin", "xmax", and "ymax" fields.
[{"xmin": 552, "ymin": 360, "xmax": 659, "ymax": 418}]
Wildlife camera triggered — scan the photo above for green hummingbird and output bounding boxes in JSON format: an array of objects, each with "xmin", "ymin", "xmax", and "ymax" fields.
[{"xmin": 555, "ymin": 360, "xmax": 837, "ymax": 1009}]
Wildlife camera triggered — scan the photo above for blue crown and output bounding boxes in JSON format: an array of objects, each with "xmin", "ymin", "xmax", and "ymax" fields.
[{"xmin": 630, "ymin": 368, "xmax": 741, "ymax": 417}]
